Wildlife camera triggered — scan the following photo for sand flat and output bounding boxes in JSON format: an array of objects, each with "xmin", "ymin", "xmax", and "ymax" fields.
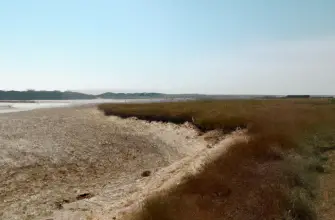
[{"xmin": 0, "ymin": 107, "xmax": 244, "ymax": 220}]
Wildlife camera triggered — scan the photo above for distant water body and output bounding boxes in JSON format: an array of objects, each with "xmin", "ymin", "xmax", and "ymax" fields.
[{"xmin": 0, "ymin": 98, "xmax": 186, "ymax": 114}]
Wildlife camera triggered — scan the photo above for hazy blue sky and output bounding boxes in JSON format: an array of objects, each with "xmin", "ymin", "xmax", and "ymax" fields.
[{"xmin": 1, "ymin": 0, "xmax": 334, "ymax": 94}]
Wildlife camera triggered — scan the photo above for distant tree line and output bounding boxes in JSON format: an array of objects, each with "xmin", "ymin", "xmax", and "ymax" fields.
[{"xmin": 285, "ymin": 95, "xmax": 311, "ymax": 98}]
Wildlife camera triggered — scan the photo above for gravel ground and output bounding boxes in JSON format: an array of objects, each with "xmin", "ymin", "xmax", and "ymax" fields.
[{"xmin": 0, "ymin": 107, "xmax": 221, "ymax": 220}]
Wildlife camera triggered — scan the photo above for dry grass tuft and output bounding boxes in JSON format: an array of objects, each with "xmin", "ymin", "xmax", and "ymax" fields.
[{"xmin": 99, "ymin": 99, "xmax": 335, "ymax": 220}]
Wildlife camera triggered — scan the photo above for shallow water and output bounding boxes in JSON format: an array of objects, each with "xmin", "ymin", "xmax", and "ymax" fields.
[
  {"xmin": 0, "ymin": 98, "xmax": 178, "ymax": 114},
  {"xmin": 0, "ymin": 102, "xmax": 69, "ymax": 113}
]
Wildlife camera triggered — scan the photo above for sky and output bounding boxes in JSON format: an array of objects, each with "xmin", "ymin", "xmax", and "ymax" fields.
[{"xmin": 0, "ymin": 0, "xmax": 335, "ymax": 95}]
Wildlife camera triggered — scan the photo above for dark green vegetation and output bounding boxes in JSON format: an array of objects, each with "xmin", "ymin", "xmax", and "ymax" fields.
[{"xmin": 99, "ymin": 99, "xmax": 335, "ymax": 220}]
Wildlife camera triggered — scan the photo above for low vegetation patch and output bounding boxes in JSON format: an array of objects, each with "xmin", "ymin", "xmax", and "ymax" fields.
[{"xmin": 98, "ymin": 99, "xmax": 335, "ymax": 220}]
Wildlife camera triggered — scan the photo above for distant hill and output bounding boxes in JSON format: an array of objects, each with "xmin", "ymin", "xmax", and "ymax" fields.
[
  {"xmin": 0, "ymin": 90, "xmax": 171, "ymax": 100},
  {"xmin": 0, "ymin": 90, "xmax": 95, "ymax": 100},
  {"xmin": 98, "ymin": 92, "xmax": 166, "ymax": 99},
  {"xmin": 1, "ymin": 90, "xmax": 316, "ymax": 101}
]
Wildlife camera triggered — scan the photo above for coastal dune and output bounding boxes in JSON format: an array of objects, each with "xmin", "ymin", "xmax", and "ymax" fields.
[{"xmin": 0, "ymin": 107, "xmax": 244, "ymax": 220}]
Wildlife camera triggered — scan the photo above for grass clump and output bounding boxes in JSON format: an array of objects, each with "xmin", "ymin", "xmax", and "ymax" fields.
[{"xmin": 98, "ymin": 99, "xmax": 335, "ymax": 220}]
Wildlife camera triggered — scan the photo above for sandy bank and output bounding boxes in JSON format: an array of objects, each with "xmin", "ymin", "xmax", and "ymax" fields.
[{"xmin": 0, "ymin": 107, "xmax": 245, "ymax": 220}]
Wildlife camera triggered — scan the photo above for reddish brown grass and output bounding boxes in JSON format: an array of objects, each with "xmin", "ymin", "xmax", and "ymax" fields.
[{"xmin": 98, "ymin": 99, "xmax": 335, "ymax": 220}]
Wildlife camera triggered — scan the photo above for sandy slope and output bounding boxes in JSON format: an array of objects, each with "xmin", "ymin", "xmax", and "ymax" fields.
[{"xmin": 0, "ymin": 107, "xmax": 246, "ymax": 220}]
